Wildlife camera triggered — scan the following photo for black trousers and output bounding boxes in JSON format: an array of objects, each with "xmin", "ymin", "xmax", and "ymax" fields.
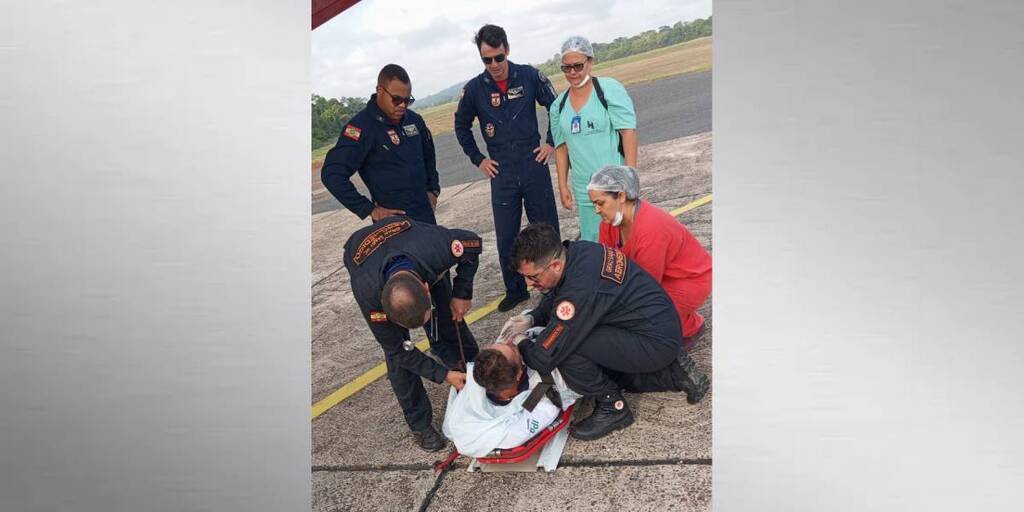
[
  {"xmin": 385, "ymin": 275, "xmax": 479, "ymax": 431},
  {"xmin": 557, "ymin": 325, "xmax": 685, "ymax": 396}
]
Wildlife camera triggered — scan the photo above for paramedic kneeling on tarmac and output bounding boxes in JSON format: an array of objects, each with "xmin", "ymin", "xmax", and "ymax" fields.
[
  {"xmin": 343, "ymin": 216, "xmax": 482, "ymax": 451},
  {"xmin": 441, "ymin": 330, "xmax": 581, "ymax": 457},
  {"xmin": 497, "ymin": 223, "xmax": 710, "ymax": 441}
]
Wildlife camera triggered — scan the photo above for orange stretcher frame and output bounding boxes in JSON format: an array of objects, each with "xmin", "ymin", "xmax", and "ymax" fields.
[{"xmin": 434, "ymin": 405, "xmax": 575, "ymax": 471}]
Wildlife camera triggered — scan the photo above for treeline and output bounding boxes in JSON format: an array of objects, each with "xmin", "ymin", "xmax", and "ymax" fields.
[
  {"xmin": 312, "ymin": 94, "xmax": 366, "ymax": 149},
  {"xmin": 536, "ymin": 16, "xmax": 712, "ymax": 76}
]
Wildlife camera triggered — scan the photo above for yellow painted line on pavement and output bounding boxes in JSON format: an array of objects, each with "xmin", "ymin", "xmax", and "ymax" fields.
[
  {"xmin": 311, "ymin": 294, "xmax": 503, "ymax": 420},
  {"xmin": 311, "ymin": 193, "xmax": 713, "ymax": 420}
]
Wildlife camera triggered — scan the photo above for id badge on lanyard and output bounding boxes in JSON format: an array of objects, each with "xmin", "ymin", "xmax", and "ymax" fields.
[{"xmin": 570, "ymin": 115, "xmax": 582, "ymax": 134}]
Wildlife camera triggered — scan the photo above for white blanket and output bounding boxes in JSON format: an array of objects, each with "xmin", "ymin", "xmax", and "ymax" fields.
[{"xmin": 442, "ymin": 362, "xmax": 580, "ymax": 458}]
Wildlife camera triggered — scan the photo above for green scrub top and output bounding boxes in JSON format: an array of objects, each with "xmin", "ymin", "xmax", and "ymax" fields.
[{"xmin": 551, "ymin": 76, "xmax": 636, "ymax": 241}]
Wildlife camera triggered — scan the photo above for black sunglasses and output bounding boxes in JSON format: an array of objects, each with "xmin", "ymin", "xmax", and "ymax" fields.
[
  {"xmin": 481, "ymin": 53, "xmax": 507, "ymax": 65},
  {"xmin": 560, "ymin": 61, "xmax": 588, "ymax": 73},
  {"xmin": 380, "ymin": 86, "xmax": 415, "ymax": 106}
]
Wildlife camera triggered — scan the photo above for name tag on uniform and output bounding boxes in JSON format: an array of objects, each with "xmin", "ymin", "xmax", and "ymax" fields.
[
  {"xmin": 570, "ymin": 115, "xmax": 582, "ymax": 134},
  {"xmin": 507, "ymin": 86, "xmax": 524, "ymax": 100},
  {"xmin": 402, "ymin": 124, "xmax": 419, "ymax": 137}
]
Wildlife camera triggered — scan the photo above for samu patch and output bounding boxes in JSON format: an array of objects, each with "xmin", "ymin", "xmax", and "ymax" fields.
[
  {"xmin": 600, "ymin": 246, "xmax": 628, "ymax": 284},
  {"xmin": 556, "ymin": 300, "xmax": 575, "ymax": 321},
  {"xmin": 451, "ymin": 240, "xmax": 464, "ymax": 257},
  {"xmin": 542, "ymin": 323, "xmax": 565, "ymax": 350},
  {"xmin": 343, "ymin": 124, "xmax": 362, "ymax": 141},
  {"xmin": 369, "ymin": 311, "xmax": 388, "ymax": 323},
  {"xmin": 352, "ymin": 220, "xmax": 411, "ymax": 265}
]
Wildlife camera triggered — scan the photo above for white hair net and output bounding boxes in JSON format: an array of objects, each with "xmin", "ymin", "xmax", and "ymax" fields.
[
  {"xmin": 587, "ymin": 165, "xmax": 640, "ymax": 200},
  {"xmin": 560, "ymin": 35, "xmax": 594, "ymax": 58}
]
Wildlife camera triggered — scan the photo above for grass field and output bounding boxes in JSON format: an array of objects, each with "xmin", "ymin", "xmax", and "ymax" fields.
[{"xmin": 312, "ymin": 36, "xmax": 711, "ymax": 168}]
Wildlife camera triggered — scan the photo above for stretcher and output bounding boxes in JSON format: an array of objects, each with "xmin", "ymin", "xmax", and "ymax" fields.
[{"xmin": 434, "ymin": 405, "xmax": 575, "ymax": 473}]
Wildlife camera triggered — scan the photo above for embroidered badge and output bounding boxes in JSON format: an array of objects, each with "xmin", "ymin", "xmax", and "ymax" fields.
[
  {"xmin": 343, "ymin": 124, "xmax": 361, "ymax": 141},
  {"xmin": 556, "ymin": 301, "xmax": 575, "ymax": 321},
  {"xmin": 369, "ymin": 311, "xmax": 388, "ymax": 323},
  {"xmin": 490, "ymin": 92, "xmax": 501, "ymax": 107},
  {"xmin": 402, "ymin": 124, "xmax": 419, "ymax": 137},
  {"xmin": 542, "ymin": 324, "xmax": 565, "ymax": 349},
  {"xmin": 614, "ymin": 400, "xmax": 625, "ymax": 411},
  {"xmin": 387, "ymin": 129, "xmax": 400, "ymax": 145},
  {"xmin": 352, "ymin": 220, "xmax": 412, "ymax": 265},
  {"xmin": 451, "ymin": 239, "xmax": 464, "ymax": 257},
  {"xmin": 600, "ymin": 246, "xmax": 628, "ymax": 284},
  {"xmin": 485, "ymin": 123, "xmax": 495, "ymax": 138},
  {"xmin": 461, "ymin": 239, "xmax": 481, "ymax": 250},
  {"xmin": 507, "ymin": 86, "xmax": 524, "ymax": 100}
]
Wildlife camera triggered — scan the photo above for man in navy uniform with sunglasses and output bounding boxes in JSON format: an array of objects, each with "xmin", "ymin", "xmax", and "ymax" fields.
[
  {"xmin": 455, "ymin": 24, "xmax": 562, "ymax": 313},
  {"xmin": 322, "ymin": 64, "xmax": 440, "ymax": 225}
]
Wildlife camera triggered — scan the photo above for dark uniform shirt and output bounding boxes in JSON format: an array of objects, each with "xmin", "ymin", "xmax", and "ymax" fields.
[
  {"xmin": 343, "ymin": 217, "xmax": 483, "ymax": 383},
  {"xmin": 321, "ymin": 95, "xmax": 439, "ymax": 224},
  {"xmin": 518, "ymin": 240, "xmax": 681, "ymax": 374},
  {"xmin": 454, "ymin": 61, "xmax": 558, "ymax": 166}
]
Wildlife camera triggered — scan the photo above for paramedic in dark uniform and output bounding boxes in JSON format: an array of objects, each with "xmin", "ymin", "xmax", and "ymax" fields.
[
  {"xmin": 321, "ymin": 64, "xmax": 440, "ymax": 224},
  {"xmin": 344, "ymin": 216, "xmax": 483, "ymax": 451},
  {"xmin": 454, "ymin": 24, "xmax": 561, "ymax": 312},
  {"xmin": 498, "ymin": 223, "xmax": 711, "ymax": 441}
]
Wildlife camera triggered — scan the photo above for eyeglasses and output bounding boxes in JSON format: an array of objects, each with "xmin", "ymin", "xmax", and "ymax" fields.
[
  {"xmin": 560, "ymin": 61, "xmax": 588, "ymax": 73},
  {"xmin": 481, "ymin": 53, "xmax": 507, "ymax": 65},
  {"xmin": 379, "ymin": 86, "xmax": 415, "ymax": 107},
  {"xmin": 523, "ymin": 260, "xmax": 555, "ymax": 283}
]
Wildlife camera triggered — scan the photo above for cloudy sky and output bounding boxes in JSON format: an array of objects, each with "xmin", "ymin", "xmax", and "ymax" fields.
[{"xmin": 312, "ymin": 0, "xmax": 712, "ymax": 99}]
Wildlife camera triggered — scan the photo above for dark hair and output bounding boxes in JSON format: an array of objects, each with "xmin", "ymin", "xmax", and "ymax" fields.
[
  {"xmin": 511, "ymin": 223, "xmax": 562, "ymax": 269},
  {"xmin": 377, "ymin": 64, "xmax": 410, "ymax": 86},
  {"xmin": 473, "ymin": 348, "xmax": 520, "ymax": 395},
  {"xmin": 381, "ymin": 272, "xmax": 430, "ymax": 328},
  {"xmin": 473, "ymin": 24, "xmax": 509, "ymax": 52}
]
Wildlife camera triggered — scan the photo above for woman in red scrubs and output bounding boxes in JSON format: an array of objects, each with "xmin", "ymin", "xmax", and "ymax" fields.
[{"xmin": 588, "ymin": 165, "xmax": 712, "ymax": 350}]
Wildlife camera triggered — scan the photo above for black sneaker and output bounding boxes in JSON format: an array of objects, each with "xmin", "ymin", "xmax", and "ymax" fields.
[
  {"xmin": 412, "ymin": 425, "xmax": 447, "ymax": 452},
  {"xmin": 677, "ymin": 353, "xmax": 710, "ymax": 404},
  {"xmin": 497, "ymin": 292, "xmax": 530, "ymax": 312}
]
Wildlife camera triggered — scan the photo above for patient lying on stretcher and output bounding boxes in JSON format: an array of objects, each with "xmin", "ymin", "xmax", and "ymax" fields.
[{"xmin": 442, "ymin": 328, "xmax": 581, "ymax": 457}]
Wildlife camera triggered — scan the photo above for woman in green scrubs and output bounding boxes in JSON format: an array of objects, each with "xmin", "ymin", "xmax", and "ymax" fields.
[{"xmin": 550, "ymin": 35, "xmax": 638, "ymax": 241}]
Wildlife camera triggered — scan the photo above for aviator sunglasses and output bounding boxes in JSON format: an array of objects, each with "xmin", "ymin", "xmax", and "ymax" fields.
[
  {"xmin": 379, "ymin": 86, "xmax": 415, "ymax": 106},
  {"xmin": 481, "ymin": 53, "xmax": 507, "ymax": 65}
]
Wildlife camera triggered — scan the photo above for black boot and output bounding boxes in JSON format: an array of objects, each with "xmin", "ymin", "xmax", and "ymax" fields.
[
  {"xmin": 570, "ymin": 391, "xmax": 634, "ymax": 441},
  {"xmin": 412, "ymin": 425, "xmax": 446, "ymax": 452},
  {"xmin": 676, "ymin": 352, "xmax": 710, "ymax": 404},
  {"xmin": 497, "ymin": 291, "xmax": 530, "ymax": 312}
]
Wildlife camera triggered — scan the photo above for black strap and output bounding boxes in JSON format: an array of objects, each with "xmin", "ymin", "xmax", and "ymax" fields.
[
  {"xmin": 555, "ymin": 76, "xmax": 624, "ymax": 160},
  {"xmin": 521, "ymin": 372, "xmax": 563, "ymax": 412}
]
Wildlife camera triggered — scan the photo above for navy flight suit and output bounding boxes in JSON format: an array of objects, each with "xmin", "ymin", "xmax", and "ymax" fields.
[
  {"xmin": 517, "ymin": 241, "xmax": 699, "ymax": 396},
  {"xmin": 454, "ymin": 62, "xmax": 561, "ymax": 298},
  {"xmin": 343, "ymin": 216, "xmax": 481, "ymax": 433},
  {"xmin": 322, "ymin": 94, "xmax": 439, "ymax": 224}
]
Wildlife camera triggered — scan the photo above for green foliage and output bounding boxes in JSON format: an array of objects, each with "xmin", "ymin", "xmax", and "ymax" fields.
[
  {"xmin": 536, "ymin": 16, "xmax": 712, "ymax": 76},
  {"xmin": 311, "ymin": 94, "xmax": 367, "ymax": 150}
]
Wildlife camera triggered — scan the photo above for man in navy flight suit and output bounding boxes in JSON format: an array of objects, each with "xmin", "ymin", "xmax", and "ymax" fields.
[
  {"xmin": 455, "ymin": 24, "xmax": 562, "ymax": 312},
  {"xmin": 321, "ymin": 64, "xmax": 440, "ymax": 224},
  {"xmin": 344, "ymin": 216, "xmax": 482, "ymax": 451}
]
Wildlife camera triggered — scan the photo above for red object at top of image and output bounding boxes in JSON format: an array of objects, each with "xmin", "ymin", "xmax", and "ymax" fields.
[{"xmin": 312, "ymin": 0, "xmax": 362, "ymax": 30}]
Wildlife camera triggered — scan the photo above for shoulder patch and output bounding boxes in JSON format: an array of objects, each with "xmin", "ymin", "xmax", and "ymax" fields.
[
  {"xmin": 556, "ymin": 300, "xmax": 575, "ymax": 321},
  {"xmin": 601, "ymin": 246, "xmax": 628, "ymax": 284},
  {"xmin": 459, "ymin": 238, "xmax": 482, "ymax": 254},
  {"xmin": 542, "ymin": 323, "xmax": 565, "ymax": 350},
  {"xmin": 369, "ymin": 311, "xmax": 388, "ymax": 323},
  {"xmin": 343, "ymin": 124, "xmax": 361, "ymax": 141},
  {"xmin": 450, "ymin": 239, "xmax": 464, "ymax": 257},
  {"xmin": 352, "ymin": 220, "xmax": 412, "ymax": 265}
]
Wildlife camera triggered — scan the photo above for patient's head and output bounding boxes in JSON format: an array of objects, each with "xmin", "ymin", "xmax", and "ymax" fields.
[{"xmin": 473, "ymin": 344, "xmax": 523, "ymax": 398}]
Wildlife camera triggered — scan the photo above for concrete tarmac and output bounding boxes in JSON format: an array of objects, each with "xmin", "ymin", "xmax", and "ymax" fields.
[{"xmin": 312, "ymin": 131, "xmax": 712, "ymax": 511}]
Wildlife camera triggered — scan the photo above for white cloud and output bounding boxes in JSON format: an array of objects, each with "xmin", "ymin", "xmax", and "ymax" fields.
[{"xmin": 312, "ymin": 0, "xmax": 712, "ymax": 99}]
